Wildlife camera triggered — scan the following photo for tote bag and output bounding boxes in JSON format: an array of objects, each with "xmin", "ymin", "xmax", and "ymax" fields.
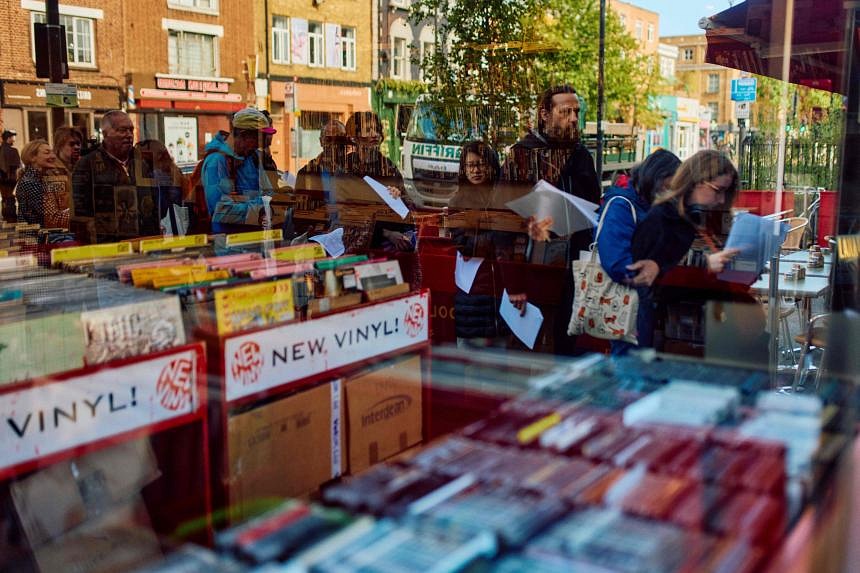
[{"xmin": 568, "ymin": 196, "xmax": 639, "ymax": 344}]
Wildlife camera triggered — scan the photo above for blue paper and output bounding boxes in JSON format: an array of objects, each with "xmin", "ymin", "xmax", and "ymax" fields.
[{"xmin": 720, "ymin": 213, "xmax": 788, "ymax": 283}]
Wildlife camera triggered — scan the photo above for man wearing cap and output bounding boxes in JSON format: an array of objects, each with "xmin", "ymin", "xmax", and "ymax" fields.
[
  {"xmin": 0, "ymin": 130, "xmax": 21, "ymax": 222},
  {"xmin": 202, "ymin": 107, "xmax": 275, "ymax": 233}
]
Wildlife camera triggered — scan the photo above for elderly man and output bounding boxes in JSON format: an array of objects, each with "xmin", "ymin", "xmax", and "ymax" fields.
[
  {"xmin": 294, "ymin": 119, "xmax": 349, "ymax": 202},
  {"xmin": 72, "ymin": 110, "xmax": 162, "ymax": 243}
]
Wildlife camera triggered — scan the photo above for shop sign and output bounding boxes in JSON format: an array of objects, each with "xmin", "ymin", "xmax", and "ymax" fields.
[
  {"xmin": 223, "ymin": 292, "xmax": 429, "ymax": 402},
  {"xmin": 45, "ymin": 83, "xmax": 78, "ymax": 108},
  {"xmin": 155, "ymin": 77, "xmax": 230, "ymax": 93},
  {"xmin": 2, "ymin": 81, "xmax": 119, "ymax": 109},
  {"xmin": 139, "ymin": 88, "xmax": 242, "ymax": 103},
  {"xmin": 0, "ymin": 346, "xmax": 202, "ymax": 474}
]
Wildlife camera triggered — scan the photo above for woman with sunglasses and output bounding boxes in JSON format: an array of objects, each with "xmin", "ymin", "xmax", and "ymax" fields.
[{"xmin": 629, "ymin": 149, "xmax": 741, "ymax": 348}]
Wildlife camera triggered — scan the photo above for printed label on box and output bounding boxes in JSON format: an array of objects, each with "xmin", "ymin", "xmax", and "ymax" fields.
[
  {"xmin": 223, "ymin": 291, "xmax": 429, "ymax": 402},
  {"xmin": 0, "ymin": 346, "xmax": 202, "ymax": 475}
]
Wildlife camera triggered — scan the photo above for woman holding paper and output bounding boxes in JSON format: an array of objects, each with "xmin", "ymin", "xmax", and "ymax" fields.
[
  {"xmin": 450, "ymin": 141, "xmax": 528, "ymax": 347},
  {"xmin": 630, "ymin": 150, "xmax": 741, "ymax": 348}
]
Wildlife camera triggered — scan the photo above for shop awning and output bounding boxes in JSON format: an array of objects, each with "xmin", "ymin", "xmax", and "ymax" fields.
[{"xmin": 703, "ymin": 0, "xmax": 847, "ymax": 93}]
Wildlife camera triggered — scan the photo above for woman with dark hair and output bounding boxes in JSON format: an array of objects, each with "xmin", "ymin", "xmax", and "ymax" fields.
[
  {"xmin": 594, "ymin": 149, "xmax": 681, "ymax": 354},
  {"xmin": 630, "ymin": 149, "xmax": 742, "ymax": 348},
  {"xmin": 449, "ymin": 141, "xmax": 527, "ymax": 347}
]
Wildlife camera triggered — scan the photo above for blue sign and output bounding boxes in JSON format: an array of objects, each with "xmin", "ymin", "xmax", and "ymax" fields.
[{"xmin": 731, "ymin": 78, "xmax": 757, "ymax": 102}]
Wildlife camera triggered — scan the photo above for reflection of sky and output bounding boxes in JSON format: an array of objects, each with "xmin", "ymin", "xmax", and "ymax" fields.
[{"xmin": 629, "ymin": 0, "xmax": 732, "ymax": 37}]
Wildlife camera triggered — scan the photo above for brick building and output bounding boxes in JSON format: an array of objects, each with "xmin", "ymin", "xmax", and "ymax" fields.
[
  {"xmin": 0, "ymin": 0, "xmax": 124, "ymax": 146},
  {"xmin": 610, "ymin": 0, "xmax": 660, "ymax": 55},
  {"xmin": 255, "ymin": 0, "xmax": 374, "ymax": 173},
  {"xmin": 123, "ymin": 0, "xmax": 255, "ymax": 167},
  {"xmin": 662, "ymin": 34, "xmax": 741, "ymax": 145}
]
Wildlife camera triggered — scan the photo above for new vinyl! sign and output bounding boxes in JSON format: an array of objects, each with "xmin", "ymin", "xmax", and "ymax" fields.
[
  {"xmin": 0, "ymin": 346, "xmax": 201, "ymax": 475},
  {"xmin": 224, "ymin": 292, "xmax": 430, "ymax": 402}
]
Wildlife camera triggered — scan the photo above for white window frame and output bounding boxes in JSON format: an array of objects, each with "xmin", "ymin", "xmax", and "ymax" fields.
[
  {"xmin": 708, "ymin": 102, "xmax": 719, "ymax": 123},
  {"xmin": 647, "ymin": 23, "xmax": 654, "ymax": 42},
  {"xmin": 389, "ymin": 0, "xmax": 411, "ymax": 8},
  {"xmin": 30, "ymin": 11, "xmax": 97, "ymax": 69},
  {"xmin": 635, "ymin": 21, "xmax": 642, "ymax": 40},
  {"xmin": 272, "ymin": 15, "xmax": 290, "ymax": 64},
  {"xmin": 707, "ymin": 73, "xmax": 720, "ymax": 93},
  {"xmin": 341, "ymin": 27, "xmax": 356, "ymax": 71},
  {"xmin": 308, "ymin": 21, "xmax": 324, "ymax": 68},
  {"xmin": 391, "ymin": 36, "xmax": 409, "ymax": 80},
  {"xmin": 167, "ymin": 29, "xmax": 220, "ymax": 78},
  {"xmin": 684, "ymin": 48, "xmax": 694, "ymax": 61},
  {"xmin": 166, "ymin": 0, "xmax": 219, "ymax": 16}
]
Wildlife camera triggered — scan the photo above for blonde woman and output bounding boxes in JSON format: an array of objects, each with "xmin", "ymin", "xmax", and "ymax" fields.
[{"xmin": 15, "ymin": 139, "xmax": 69, "ymax": 227}]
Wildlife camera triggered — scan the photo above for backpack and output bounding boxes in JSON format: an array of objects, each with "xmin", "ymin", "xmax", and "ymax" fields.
[{"xmin": 186, "ymin": 149, "xmax": 236, "ymax": 234}]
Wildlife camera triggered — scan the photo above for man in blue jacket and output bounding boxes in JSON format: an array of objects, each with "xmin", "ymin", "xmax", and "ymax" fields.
[{"xmin": 202, "ymin": 107, "xmax": 276, "ymax": 233}]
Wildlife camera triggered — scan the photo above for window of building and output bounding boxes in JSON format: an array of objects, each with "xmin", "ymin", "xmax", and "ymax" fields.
[
  {"xmin": 32, "ymin": 12, "xmax": 96, "ymax": 67},
  {"xmin": 308, "ymin": 22, "xmax": 324, "ymax": 67},
  {"xmin": 635, "ymin": 21, "xmax": 643, "ymax": 40},
  {"xmin": 341, "ymin": 27, "xmax": 356, "ymax": 71},
  {"xmin": 272, "ymin": 15, "xmax": 289, "ymax": 64},
  {"xmin": 647, "ymin": 24, "xmax": 654, "ymax": 42},
  {"xmin": 389, "ymin": 0, "xmax": 411, "ymax": 8},
  {"xmin": 420, "ymin": 41, "xmax": 434, "ymax": 80},
  {"xmin": 708, "ymin": 102, "xmax": 719, "ymax": 123},
  {"xmin": 660, "ymin": 56, "xmax": 675, "ymax": 79},
  {"xmin": 167, "ymin": 0, "xmax": 218, "ymax": 12},
  {"xmin": 619, "ymin": 14, "xmax": 627, "ymax": 27},
  {"xmin": 683, "ymin": 48, "xmax": 694, "ymax": 61},
  {"xmin": 392, "ymin": 36, "xmax": 408, "ymax": 79},
  {"xmin": 168, "ymin": 30, "xmax": 218, "ymax": 77},
  {"xmin": 707, "ymin": 73, "xmax": 720, "ymax": 93}
]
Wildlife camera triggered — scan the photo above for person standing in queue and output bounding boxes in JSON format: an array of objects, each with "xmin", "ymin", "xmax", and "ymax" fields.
[
  {"xmin": 629, "ymin": 149, "xmax": 741, "ymax": 349},
  {"xmin": 0, "ymin": 129, "xmax": 21, "ymax": 222},
  {"xmin": 595, "ymin": 149, "xmax": 681, "ymax": 355},
  {"xmin": 15, "ymin": 139, "xmax": 68, "ymax": 228},
  {"xmin": 505, "ymin": 84, "xmax": 601, "ymax": 355}
]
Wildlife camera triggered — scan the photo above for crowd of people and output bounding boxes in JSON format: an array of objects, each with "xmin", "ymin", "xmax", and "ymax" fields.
[{"xmin": 0, "ymin": 82, "xmax": 753, "ymax": 356}]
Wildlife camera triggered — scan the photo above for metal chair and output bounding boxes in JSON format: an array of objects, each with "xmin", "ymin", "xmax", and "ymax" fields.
[
  {"xmin": 780, "ymin": 216, "xmax": 809, "ymax": 252},
  {"xmin": 791, "ymin": 314, "xmax": 829, "ymax": 392}
]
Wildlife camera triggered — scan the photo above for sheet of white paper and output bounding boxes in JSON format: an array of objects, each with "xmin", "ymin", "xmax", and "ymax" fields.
[
  {"xmin": 309, "ymin": 227, "xmax": 346, "ymax": 257},
  {"xmin": 281, "ymin": 171, "xmax": 298, "ymax": 188},
  {"xmin": 505, "ymin": 179, "xmax": 599, "ymax": 236},
  {"xmin": 160, "ymin": 204, "xmax": 189, "ymax": 237},
  {"xmin": 363, "ymin": 176, "xmax": 410, "ymax": 219},
  {"xmin": 719, "ymin": 213, "xmax": 788, "ymax": 282},
  {"xmin": 499, "ymin": 289, "xmax": 544, "ymax": 350},
  {"xmin": 454, "ymin": 252, "xmax": 484, "ymax": 294}
]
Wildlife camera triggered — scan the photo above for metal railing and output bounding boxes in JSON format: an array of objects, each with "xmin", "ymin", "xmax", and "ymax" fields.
[{"xmin": 739, "ymin": 135, "xmax": 841, "ymax": 191}]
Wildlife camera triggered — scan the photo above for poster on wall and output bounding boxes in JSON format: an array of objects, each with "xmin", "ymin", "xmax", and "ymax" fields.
[
  {"xmin": 163, "ymin": 116, "xmax": 198, "ymax": 166},
  {"xmin": 292, "ymin": 19, "xmax": 309, "ymax": 65}
]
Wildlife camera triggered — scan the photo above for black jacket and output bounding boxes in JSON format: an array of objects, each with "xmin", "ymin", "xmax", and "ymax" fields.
[{"xmin": 631, "ymin": 200, "xmax": 697, "ymax": 274}]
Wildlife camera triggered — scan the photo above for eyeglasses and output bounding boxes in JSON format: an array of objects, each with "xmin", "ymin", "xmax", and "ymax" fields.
[{"xmin": 465, "ymin": 161, "xmax": 488, "ymax": 171}]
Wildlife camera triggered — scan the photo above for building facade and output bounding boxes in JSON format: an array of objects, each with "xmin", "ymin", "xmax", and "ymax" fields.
[
  {"xmin": 122, "ymin": 0, "xmax": 255, "ymax": 167},
  {"xmin": 0, "ymin": 0, "xmax": 124, "ymax": 146},
  {"xmin": 610, "ymin": 0, "xmax": 660, "ymax": 55},
  {"xmin": 373, "ymin": 0, "xmax": 435, "ymax": 165},
  {"xmin": 255, "ymin": 0, "xmax": 373, "ymax": 173},
  {"xmin": 663, "ymin": 34, "xmax": 741, "ymax": 149}
]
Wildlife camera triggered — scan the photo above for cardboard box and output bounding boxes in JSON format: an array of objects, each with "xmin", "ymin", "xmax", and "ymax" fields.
[
  {"xmin": 345, "ymin": 355, "xmax": 423, "ymax": 475},
  {"xmin": 10, "ymin": 438, "xmax": 160, "ymax": 548},
  {"xmin": 226, "ymin": 381, "xmax": 344, "ymax": 522}
]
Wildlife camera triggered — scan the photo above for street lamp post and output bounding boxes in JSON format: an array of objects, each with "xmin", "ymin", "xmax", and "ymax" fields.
[{"xmin": 596, "ymin": 0, "xmax": 606, "ymax": 181}]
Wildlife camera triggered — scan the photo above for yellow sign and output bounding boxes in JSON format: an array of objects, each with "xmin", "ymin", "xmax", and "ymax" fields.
[
  {"xmin": 140, "ymin": 234, "xmax": 208, "ymax": 253},
  {"xmin": 152, "ymin": 269, "xmax": 230, "ymax": 289},
  {"xmin": 268, "ymin": 243, "xmax": 326, "ymax": 263},
  {"xmin": 0, "ymin": 250, "xmax": 7, "ymax": 257},
  {"xmin": 51, "ymin": 242, "xmax": 133, "ymax": 265},
  {"xmin": 225, "ymin": 229, "xmax": 283, "ymax": 246},
  {"xmin": 214, "ymin": 278, "xmax": 295, "ymax": 334}
]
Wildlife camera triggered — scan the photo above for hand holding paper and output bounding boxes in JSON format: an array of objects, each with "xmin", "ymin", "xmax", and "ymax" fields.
[
  {"xmin": 499, "ymin": 289, "xmax": 544, "ymax": 349},
  {"xmin": 454, "ymin": 252, "xmax": 484, "ymax": 293},
  {"xmin": 506, "ymin": 180, "xmax": 598, "ymax": 236},
  {"xmin": 310, "ymin": 227, "xmax": 346, "ymax": 257},
  {"xmin": 363, "ymin": 176, "xmax": 409, "ymax": 219}
]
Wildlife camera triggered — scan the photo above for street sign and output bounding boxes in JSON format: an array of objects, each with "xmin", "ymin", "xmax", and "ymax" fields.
[
  {"xmin": 731, "ymin": 78, "xmax": 757, "ymax": 102},
  {"xmin": 735, "ymin": 101, "xmax": 751, "ymax": 120},
  {"xmin": 45, "ymin": 83, "xmax": 78, "ymax": 108}
]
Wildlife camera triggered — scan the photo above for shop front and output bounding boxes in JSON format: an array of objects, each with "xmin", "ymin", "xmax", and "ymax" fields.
[
  {"xmin": 270, "ymin": 80, "xmax": 371, "ymax": 174},
  {"xmin": 127, "ymin": 74, "xmax": 247, "ymax": 168},
  {"xmin": 0, "ymin": 81, "xmax": 120, "ymax": 145}
]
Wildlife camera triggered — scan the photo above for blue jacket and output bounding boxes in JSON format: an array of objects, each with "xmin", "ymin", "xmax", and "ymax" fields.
[
  {"xmin": 202, "ymin": 135, "xmax": 269, "ymax": 232},
  {"xmin": 594, "ymin": 183, "xmax": 650, "ymax": 283}
]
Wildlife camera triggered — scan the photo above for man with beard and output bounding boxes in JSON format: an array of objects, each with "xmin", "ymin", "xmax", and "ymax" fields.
[
  {"xmin": 502, "ymin": 85, "xmax": 602, "ymax": 355},
  {"xmin": 72, "ymin": 110, "xmax": 161, "ymax": 243},
  {"xmin": 295, "ymin": 119, "xmax": 349, "ymax": 204}
]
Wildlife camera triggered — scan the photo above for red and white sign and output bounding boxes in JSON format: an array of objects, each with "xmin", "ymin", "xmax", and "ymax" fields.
[
  {"xmin": 0, "ymin": 347, "xmax": 201, "ymax": 475},
  {"xmin": 139, "ymin": 88, "xmax": 242, "ymax": 103},
  {"xmin": 223, "ymin": 292, "xmax": 429, "ymax": 402}
]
